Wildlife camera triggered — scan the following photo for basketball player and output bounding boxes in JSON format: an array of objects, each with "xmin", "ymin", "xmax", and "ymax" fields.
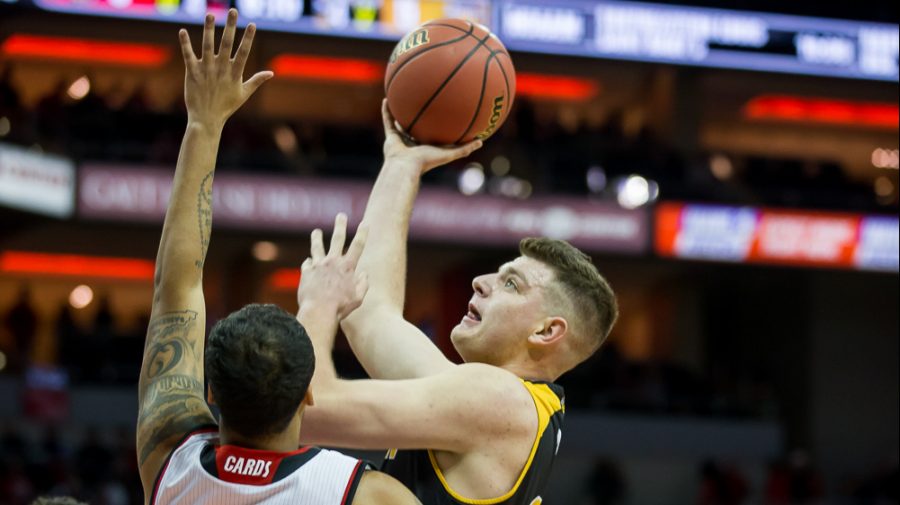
[
  {"xmin": 298, "ymin": 102, "xmax": 618, "ymax": 504},
  {"xmin": 137, "ymin": 11, "xmax": 420, "ymax": 504}
]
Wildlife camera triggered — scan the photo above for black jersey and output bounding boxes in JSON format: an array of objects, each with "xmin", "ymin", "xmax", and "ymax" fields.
[{"xmin": 381, "ymin": 380, "xmax": 564, "ymax": 505}]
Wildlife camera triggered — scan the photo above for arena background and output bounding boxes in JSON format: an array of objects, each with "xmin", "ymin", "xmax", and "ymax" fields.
[{"xmin": 0, "ymin": 1, "xmax": 897, "ymax": 504}]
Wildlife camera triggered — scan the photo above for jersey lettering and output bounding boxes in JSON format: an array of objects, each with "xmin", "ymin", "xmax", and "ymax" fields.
[{"xmin": 223, "ymin": 456, "xmax": 272, "ymax": 478}]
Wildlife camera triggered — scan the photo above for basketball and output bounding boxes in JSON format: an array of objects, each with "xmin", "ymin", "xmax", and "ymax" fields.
[{"xmin": 385, "ymin": 18, "xmax": 516, "ymax": 145}]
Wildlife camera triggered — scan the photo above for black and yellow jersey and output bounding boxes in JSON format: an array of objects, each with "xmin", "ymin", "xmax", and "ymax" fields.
[{"xmin": 381, "ymin": 380, "xmax": 564, "ymax": 505}]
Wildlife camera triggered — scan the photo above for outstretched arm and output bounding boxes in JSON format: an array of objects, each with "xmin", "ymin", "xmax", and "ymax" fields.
[
  {"xmin": 136, "ymin": 10, "xmax": 272, "ymax": 498},
  {"xmin": 340, "ymin": 101, "xmax": 482, "ymax": 380}
]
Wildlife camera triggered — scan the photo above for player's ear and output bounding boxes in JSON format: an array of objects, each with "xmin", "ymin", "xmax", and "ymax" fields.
[
  {"xmin": 528, "ymin": 317, "xmax": 568, "ymax": 347},
  {"xmin": 302, "ymin": 388, "xmax": 315, "ymax": 408}
]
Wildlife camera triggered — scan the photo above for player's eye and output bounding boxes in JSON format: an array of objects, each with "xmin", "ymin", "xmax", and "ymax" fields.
[{"xmin": 505, "ymin": 278, "xmax": 519, "ymax": 292}]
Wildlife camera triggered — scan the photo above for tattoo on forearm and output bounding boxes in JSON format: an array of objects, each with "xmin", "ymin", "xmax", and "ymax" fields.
[
  {"xmin": 138, "ymin": 374, "xmax": 212, "ymax": 466},
  {"xmin": 144, "ymin": 310, "xmax": 199, "ymax": 379},
  {"xmin": 196, "ymin": 171, "xmax": 214, "ymax": 269}
]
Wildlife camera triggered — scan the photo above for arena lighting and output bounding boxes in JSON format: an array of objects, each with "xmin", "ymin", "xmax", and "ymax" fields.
[
  {"xmin": 0, "ymin": 251, "xmax": 155, "ymax": 281},
  {"xmin": 458, "ymin": 163, "xmax": 486, "ymax": 195},
  {"xmin": 516, "ymin": 73, "xmax": 599, "ymax": 101},
  {"xmin": 67, "ymin": 76, "xmax": 90, "ymax": 100},
  {"xmin": 252, "ymin": 241, "xmax": 279, "ymax": 262},
  {"xmin": 69, "ymin": 285, "xmax": 94, "ymax": 309},
  {"xmin": 1, "ymin": 35, "xmax": 171, "ymax": 67},
  {"xmin": 615, "ymin": 175, "xmax": 659, "ymax": 209},
  {"xmin": 269, "ymin": 55, "xmax": 383, "ymax": 83},
  {"xmin": 268, "ymin": 268, "xmax": 301, "ymax": 291},
  {"xmin": 744, "ymin": 95, "xmax": 899, "ymax": 129},
  {"xmin": 586, "ymin": 165, "xmax": 607, "ymax": 193},
  {"xmin": 872, "ymin": 148, "xmax": 900, "ymax": 169}
]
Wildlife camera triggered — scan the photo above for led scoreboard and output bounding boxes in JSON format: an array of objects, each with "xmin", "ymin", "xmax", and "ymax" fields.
[
  {"xmin": 21, "ymin": 0, "xmax": 900, "ymax": 81},
  {"xmin": 495, "ymin": 0, "xmax": 899, "ymax": 82},
  {"xmin": 28, "ymin": 0, "xmax": 493, "ymax": 40}
]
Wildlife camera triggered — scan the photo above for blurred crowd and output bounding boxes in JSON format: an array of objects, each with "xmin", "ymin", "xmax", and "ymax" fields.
[
  {"xmin": 560, "ymin": 342, "xmax": 778, "ymax": 419},
  {"xmin": 1, "ymin": 422, "xmax": 895, "ymax": 505},
  {"xmin": 0, "ymin": 67, "xmax": 887, "ymax": 213},
  {"xmin": 1, "ymin": 288, "xmax": 779, "ymax": 420},
  {"xmin": 0, "ymin": 424, "xmax": 140, "ymax": 505}
]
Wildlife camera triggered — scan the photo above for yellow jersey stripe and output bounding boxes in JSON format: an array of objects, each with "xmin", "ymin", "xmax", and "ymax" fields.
[{"xmin": 426, "ymin": 381, "xmax": 563, "ymax": 504}]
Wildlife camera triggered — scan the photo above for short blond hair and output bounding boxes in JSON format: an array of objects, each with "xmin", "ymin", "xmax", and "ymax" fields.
[{"xmin": 520, "ymin": 238, "xmax": 618, "ymax": 357}]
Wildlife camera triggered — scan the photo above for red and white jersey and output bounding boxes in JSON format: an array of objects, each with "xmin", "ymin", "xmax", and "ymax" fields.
[{"xmin": 151, "ymin": 427, "xmax": 367, "ymax": 505}]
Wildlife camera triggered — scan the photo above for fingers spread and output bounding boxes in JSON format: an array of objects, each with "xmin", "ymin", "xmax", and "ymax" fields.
[
  {"xmin": 310, "ymin": 229, "xmax": 326, "ymax": 260},
  {"xmin": 233, "ymin": 23, "xmax": 257, "ymax": 77},
  {"xmin": 219, "ymin": 8, "xmax": 238, "ymax": 59},
  {"xmin": 243, "ymin": 71, "xmax": 274, "ymax": 96},
  {"xmin": 328, "ymin": 214, "xmax": 348, "ymax": 258},
  {"xmin": 178, "ymin": 29, "xmax": 198, "ymax": 72},
  {"xmin": 201, "ymin": 13, "xmax": 215, "ymax": 61}
]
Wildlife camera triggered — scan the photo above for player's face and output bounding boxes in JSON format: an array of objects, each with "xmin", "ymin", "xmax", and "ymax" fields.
[{"xmin": 451, "ymin": 256, "xmax": 555, "ymax": 364}]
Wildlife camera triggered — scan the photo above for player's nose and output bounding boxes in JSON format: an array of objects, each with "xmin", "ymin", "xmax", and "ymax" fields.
[{"xmin": 472, "ymin": 274, "xmax": 491, "ymax": 297}]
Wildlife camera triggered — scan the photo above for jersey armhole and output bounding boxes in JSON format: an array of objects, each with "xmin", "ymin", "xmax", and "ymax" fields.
[
  {"xmin": 149, "ymin": 424, "xmax": 218, "ymax": 505},
  {"xmin": 341, "ymin": 460, "xmax": 369, "ymax": 505}
]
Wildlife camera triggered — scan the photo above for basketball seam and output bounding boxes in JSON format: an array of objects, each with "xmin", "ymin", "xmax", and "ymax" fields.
[
  {"xmin": 494, "ymin": 52, "xmax": 513, "ymax": 110},
  {"xmin": 407, "ymin": 32, "xmax": 493, "ymax": 137},
  {"xmin": 423, "ymin": 21, "xmax": 475, "ymax": 35},
  {"xmin": 385, "ymin": 24, "xmax": 476, "ymax": 93},
  {"xmin": 453, "ymin": 50, "xmax": 499, "ymax": 144}
]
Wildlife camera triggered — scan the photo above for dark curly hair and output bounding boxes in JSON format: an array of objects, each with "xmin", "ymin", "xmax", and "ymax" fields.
[{"xmin": 206, "ymin": 304, "xmax": 315, "ymax": 438}]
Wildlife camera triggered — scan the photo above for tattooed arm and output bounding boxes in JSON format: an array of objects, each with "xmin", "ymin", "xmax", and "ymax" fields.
[{"xmin": 136, "ymin": 10, "xmax": 272, "ymax": 501}]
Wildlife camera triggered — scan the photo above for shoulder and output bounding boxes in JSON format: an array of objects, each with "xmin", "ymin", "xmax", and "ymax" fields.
[
  {"xmin": 434, "ymin": 364, "xmax": 537, "ymax": 435},
  {"xmin": 446, "ymin": 363, "xmax": 532, "ymax": 400},
  {"xmin": 352, "ymin": 470, "xmax": 421, "ymax": 505}
]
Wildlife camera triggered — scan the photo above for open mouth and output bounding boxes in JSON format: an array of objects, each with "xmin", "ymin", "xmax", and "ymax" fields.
[{"xmin": 466, "ymin": 303, "xmax": 482, "ymax": 323}]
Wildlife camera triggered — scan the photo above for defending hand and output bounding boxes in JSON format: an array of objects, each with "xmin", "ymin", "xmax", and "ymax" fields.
[
  {"xmin": 297, "ymin": 214, "xmax": 369, "ymax": 320},
  {"xmin": 179, "ymin": 9, "xmax": 273, "ymax": 129}
]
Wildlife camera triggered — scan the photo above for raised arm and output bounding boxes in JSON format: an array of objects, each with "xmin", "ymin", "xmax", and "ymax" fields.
[
  {"xmin": 340, "ymin": 101, "xmax": 482, "ymax": 379},
  {"xmin": 136, "ymin": 10, "xmax": 272, "ymax": 498}
]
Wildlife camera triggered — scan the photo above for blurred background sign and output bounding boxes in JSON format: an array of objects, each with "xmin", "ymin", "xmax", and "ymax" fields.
[
  {"xmin": 77, "ymin": 165, "xmax": 649, "ymax": 252},
  {"xmin": 496, "ymin": 0, "xmax": 899, "ymax": 81},
  {"xmin": 28, "ymin": 0, "xmax": 494, "ymax": 39},
  {"xmin": 22, "ymin": 0, "xmax": 899, "ymax": 80},
  {"xmin": 0, "ymin": 142, "xmax": 75, "ymax": 218},
  {"xmin": 655, "ymin": 202, "xmax": 900, "ymax": 271}
]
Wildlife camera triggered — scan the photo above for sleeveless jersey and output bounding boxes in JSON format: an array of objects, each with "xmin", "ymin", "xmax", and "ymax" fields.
[
  {"xmin": 381, "ymin": 380, "xmax": 565, "ymax": 505},
  {"xmin": 152, "ymin": 427, "xmax": 367, "ymax": 505}
]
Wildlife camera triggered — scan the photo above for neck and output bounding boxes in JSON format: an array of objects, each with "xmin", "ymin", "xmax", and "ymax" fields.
[
  {"xmin": 218, "ymin": 415, "xmax": 302, "ymax": 452},
  {"xmin": 500, "ymin": 360, "xmax": 558, "ymax": 383}
]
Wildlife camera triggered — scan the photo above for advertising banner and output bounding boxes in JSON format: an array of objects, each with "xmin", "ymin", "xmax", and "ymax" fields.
[
  {"xmin": 656, "ymin": 202, "xmax": 899, "ymax": 272},
  {"xmin": 79, "ymin": 165, "xmax": 649, "ymax": 253}
]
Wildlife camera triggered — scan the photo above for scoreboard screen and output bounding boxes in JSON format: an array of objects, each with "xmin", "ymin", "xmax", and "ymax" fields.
[
  {"xmin": 20, "ymin": 0, "xmax": 900, "ymax": 81},
  {"xmin": 495, "ymin": 0, "xmax": 899, "ymax": 82},
  {"xmin": 28, "ymin": 0, "xmax": 493, "ymax": 40}
]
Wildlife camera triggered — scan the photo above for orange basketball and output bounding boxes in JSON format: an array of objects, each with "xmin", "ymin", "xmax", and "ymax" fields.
[{"xmin": 385, "ymin": 19, "xmax": 516, "ymax": 146}]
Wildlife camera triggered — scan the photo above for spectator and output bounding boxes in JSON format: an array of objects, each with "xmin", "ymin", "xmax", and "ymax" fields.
[{"xmin": 4, "ymin": 287, "xmax": 37, "ymax": 373}]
